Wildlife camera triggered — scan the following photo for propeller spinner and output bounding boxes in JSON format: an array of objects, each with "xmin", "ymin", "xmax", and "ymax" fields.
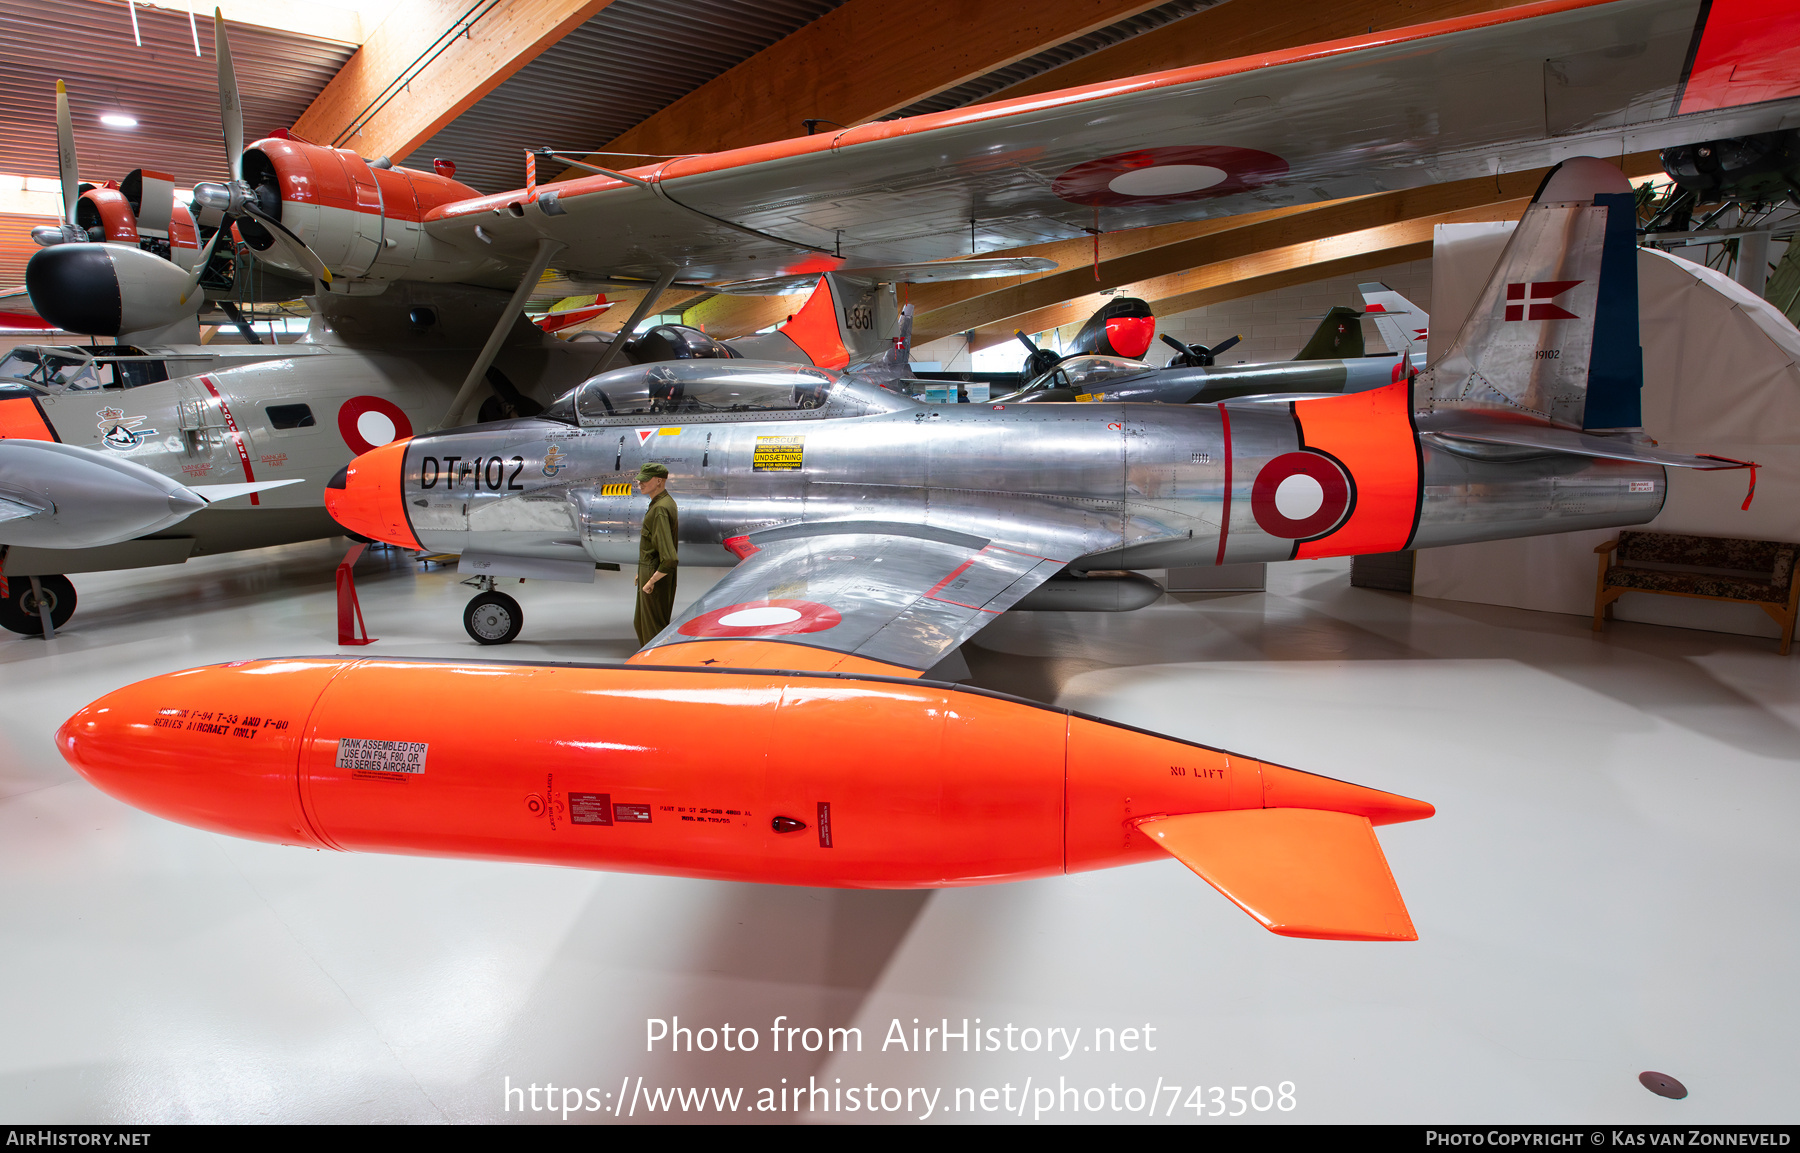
[
  {"xmin": 189, "ymin": 9, "xmax": 333, "ymax": 285},
  {"xmin": 1014, "ymin": 330, "xmax": 1064, "ymax": 379}
]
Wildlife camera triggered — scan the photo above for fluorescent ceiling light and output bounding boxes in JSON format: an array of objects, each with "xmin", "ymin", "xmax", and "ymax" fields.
[{"xmin": 99, "ymin": 113, "xmax": 138, "ymax": 129}]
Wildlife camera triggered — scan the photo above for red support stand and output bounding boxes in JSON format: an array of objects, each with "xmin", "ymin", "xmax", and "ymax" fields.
[{"xmin": 336, "ymin": 542, "xmax": 377, "ymax": 646}]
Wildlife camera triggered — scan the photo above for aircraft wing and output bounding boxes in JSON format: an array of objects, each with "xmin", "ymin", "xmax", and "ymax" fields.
[
  {"xmin": 423, "ymin": 0, "xmax": 1798, "ymax": 284},
  {"xmin": 632, "ymin": 523, "xmax": 1070, "ymax": 677},
  {"xmin": 0, "ymin": 286, "xmax": 55, "ymax": 331}
]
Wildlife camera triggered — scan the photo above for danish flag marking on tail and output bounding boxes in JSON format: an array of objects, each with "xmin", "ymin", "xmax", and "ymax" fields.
[{"xmin": 1504, "ymin": 280, "xmax": 1582, "ymax": 322}]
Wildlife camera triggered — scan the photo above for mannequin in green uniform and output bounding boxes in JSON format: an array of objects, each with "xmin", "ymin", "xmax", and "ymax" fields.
[{"xmin": 634, "ymin": 462, "xmax": 679, "ymax": 645}]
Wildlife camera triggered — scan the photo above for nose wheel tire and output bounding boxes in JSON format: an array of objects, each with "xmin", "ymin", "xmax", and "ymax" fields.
[
  {"xmin": 0, "ymin": 574, "xmax": 77, "ymax": 636},
  {"xmin": 463, "ymin": 590, "xmax": 523, "ymax": 645}
]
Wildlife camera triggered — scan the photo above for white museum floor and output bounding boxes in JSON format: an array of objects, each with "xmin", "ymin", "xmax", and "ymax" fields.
[{"xmin": 1, "ymin": 539, "xmax": 1795, "ymax": 1124}]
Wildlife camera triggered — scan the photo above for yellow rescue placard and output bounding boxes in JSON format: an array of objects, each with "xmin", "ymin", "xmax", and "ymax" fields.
[{"xmin": 753, "ymin": 435, "xmax": 804, "ymax": 472}]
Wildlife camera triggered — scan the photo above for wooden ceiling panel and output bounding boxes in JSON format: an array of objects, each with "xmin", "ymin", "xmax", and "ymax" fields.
[{"xmin": 553, "ymin": 0, "xmax": 1174, "ymax": 179}]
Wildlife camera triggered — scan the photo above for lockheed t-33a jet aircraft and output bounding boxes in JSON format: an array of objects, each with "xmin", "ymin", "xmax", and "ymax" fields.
[{"xmin": 324, "ymin": 157, "xmax": 1753, "ymax": 653}]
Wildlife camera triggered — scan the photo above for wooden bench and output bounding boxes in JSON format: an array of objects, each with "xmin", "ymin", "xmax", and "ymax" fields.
[{"xmin": 1593, "ymin": 531, "xmax": 1800, "ymax": 654}]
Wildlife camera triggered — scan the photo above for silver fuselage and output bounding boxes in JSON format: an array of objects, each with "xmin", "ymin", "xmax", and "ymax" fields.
[{"xmin": 396, "ymin": 375, "xmax": 1664, "ymax": 574}]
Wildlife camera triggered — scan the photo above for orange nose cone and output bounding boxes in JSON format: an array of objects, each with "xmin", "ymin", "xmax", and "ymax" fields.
[
  {"xmin": 1259, "ymin": 763, "xmax": 1435, "ymax": 826},
  {"xmin": 57, "ymin": 660, "xmax": 349, "ymax": 848},
  {"xmin": 324, "ymin": 438, "xmax": 422, "ymax": 550}
]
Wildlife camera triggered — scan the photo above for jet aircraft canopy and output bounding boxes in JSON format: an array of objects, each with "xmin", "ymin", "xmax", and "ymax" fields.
[
  {"xmin": 547, "ymin": 361, "xmax": 838, "ymax": 426},
  {"xmin": 1022, "ymin": 354, "xmax": 1152, "ymax": 395}
]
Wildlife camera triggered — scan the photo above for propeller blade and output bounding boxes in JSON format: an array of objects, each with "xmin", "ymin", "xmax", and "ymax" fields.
[
  {"xmin": 54, "ymin": 80, "xmax": 79, "ymax": 227},
  {"xmin": 241, "ymin": 202, "xmax": 333, "ymax": 285},
  {"xmin": 214, "ymin": 9, "xmax": 243, "ymax": 183},
  {"xmin": 1014, "ymin": 330, "xmax": 1041, "ymax": 355},
  {"xmin": 177, "ymin": 227, "xmax": 225, "ymax": 306},
  {"xmin": 1159, "ymin": 333, "xmax": 1190, "ymax": 355},
  {"xmin": 1212, "ymin": 334, "xmax": 1242, "ymax": 355}
]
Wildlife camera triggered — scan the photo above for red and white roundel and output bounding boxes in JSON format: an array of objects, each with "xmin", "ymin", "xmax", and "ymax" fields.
[
  {"xmin": 1053, "ymin": 146, "xmax": 1289, "ymax": 208},
  {"xmin": 677, "ymin": 599, "xmax": 842, "ymax": 638},
  {"xmin": 338, "ymin": 396, "xmax": 414, "ymax": 455},
  {"xmin": 1251, "ymin": 452, "xmax": 1351, "ymax": 539}
]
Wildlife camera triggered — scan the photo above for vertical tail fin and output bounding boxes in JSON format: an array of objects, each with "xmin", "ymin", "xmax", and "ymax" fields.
[
  {"xmin": 1293, "ymin": 305, "xmax": 1366, "ymax": 360},
  {"xmin": 1421, "ymin": 156, "xmax": 1642, "ymax": 430},
  {"xmin": 1357, "ymin": 283, "xmax": 1429, "ymax": 359},
  {"xmin": 721, "ymin": 272, "xmax": 900, "ymax": 369}
]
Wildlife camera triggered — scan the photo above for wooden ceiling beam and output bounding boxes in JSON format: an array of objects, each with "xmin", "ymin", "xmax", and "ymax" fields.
[
  {"xmin": 969, "ymin": 0, "xmax": 1544, "ymax": 108},
  {"xmin": 967, "ymin": 199, "xmax": 1535, "ymax": 350},
  {"xmin": 293, "ymin": 0, "xmax": 614, "ymax": 163},
  {"xmin": 551, "ymin": 0, "xmax": 1172, "ymax": 181}
]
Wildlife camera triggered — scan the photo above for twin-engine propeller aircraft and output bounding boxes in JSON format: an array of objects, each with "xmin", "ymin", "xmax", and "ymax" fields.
[
  {"xmin": 325, "ymin": 159, "xmax": 1750, "ymax": 650},
  {"xmin": 995, "ymin": 290, "xmax": 1432, "ymax": 406}
]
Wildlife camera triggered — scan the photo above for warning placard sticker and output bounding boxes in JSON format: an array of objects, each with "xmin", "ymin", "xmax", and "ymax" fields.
[
  {"xmin": 570, "ymin": 792, "xmax": 613, "ymax": 825},
  {"xmin": 337, "ymin": 738, "xmax": 428, "ymax": 775},
  {"xmin": 753, "ymin": 435, "xmax": 804, "ymax": 472}
]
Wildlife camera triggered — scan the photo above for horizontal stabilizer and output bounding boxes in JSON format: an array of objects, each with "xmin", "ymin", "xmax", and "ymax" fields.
[
  {"xmin": 188, "ymin": 478, "xmax": 304, "ymax": 504},
  {"xmin": 1137, "ymin": 808, "xmax": 1418, "ymax": 941},
  {"xmin": 1420, "ymin": 415, "xmax": 1751, "ymax": 470}
]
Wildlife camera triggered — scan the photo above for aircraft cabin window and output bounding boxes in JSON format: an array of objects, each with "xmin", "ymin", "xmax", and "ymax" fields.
[
  {"xmin": 267, "ymin": 403, "xmax": 316, "ymax": 429},
  {"xmin": 112, "ymin": 359, "xmax": 170, "ymax": 389},
  {"xmin": 561, "ymin": 361, "xmax": 836, "ymax": 427},
  {"xmin": 0, "ymin": 348, "xmax": 106, "ymax": 392}
]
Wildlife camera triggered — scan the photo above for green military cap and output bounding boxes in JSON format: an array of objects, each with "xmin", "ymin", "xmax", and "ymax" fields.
[{"xmin": 635, "ymin": 462, "xmax": 670, "ymax": 481}]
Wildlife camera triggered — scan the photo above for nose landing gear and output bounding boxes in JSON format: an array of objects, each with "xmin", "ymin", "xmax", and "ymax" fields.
[{"xmin": 461, "ymin": 575, "xmax": 522, "ymax": 645}]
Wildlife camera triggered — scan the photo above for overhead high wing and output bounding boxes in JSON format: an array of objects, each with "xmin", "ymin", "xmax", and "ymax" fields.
[
  {"xmin": 422, "ymin": 0, "xmax": 1800, "ymax": 285},
  {"xmin": 640, "ymin": 526, "xmax": 1070, "ymax": 675}
]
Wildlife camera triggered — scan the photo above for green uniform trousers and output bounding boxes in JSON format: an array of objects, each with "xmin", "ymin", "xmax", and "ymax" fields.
[
  {"xmin": 634, "ymin": 491, "xmax": 679, "ymax": 644},
  {"xmin": 634, "ymin": 564, "xmax": 677, "ymax": 645}
]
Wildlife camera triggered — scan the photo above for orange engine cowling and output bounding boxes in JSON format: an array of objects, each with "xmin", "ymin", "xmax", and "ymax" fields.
[{"xmin": 241, "ymin": 137, "xmax": 488, "ymax": 284}]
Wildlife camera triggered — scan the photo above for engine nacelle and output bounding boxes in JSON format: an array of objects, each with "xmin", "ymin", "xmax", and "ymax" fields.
[
  {"xmin": 25, "ymin": 242, "xmax": 202, "ymax": 337},
  {"xmin": 1660, "ymin": 130, "xmax": 1800, "ymax": 202},
  {"xmin": 240, "ymin": 138, "xmax": 490, "ymax": 284}
]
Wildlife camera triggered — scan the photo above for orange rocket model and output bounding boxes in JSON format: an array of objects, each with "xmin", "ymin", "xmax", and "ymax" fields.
[{"xmin": 58, "ymin": 656, "xmax": 1432, "ymax": 941}]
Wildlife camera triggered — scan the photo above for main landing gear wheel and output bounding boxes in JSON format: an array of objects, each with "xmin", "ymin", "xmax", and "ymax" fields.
[
  {"xmin": 0, "ymin": 574, "xmax": 76, "ymax": 636},
  {"xmin": 463, "ymin": 591, "xmax": 523, "ymax": 645}
]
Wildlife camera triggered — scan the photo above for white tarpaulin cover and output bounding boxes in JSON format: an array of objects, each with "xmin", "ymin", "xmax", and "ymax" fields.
[{"xmin": 1416, "ymin": 223, "xmax": 1800, "ymax": 638}]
